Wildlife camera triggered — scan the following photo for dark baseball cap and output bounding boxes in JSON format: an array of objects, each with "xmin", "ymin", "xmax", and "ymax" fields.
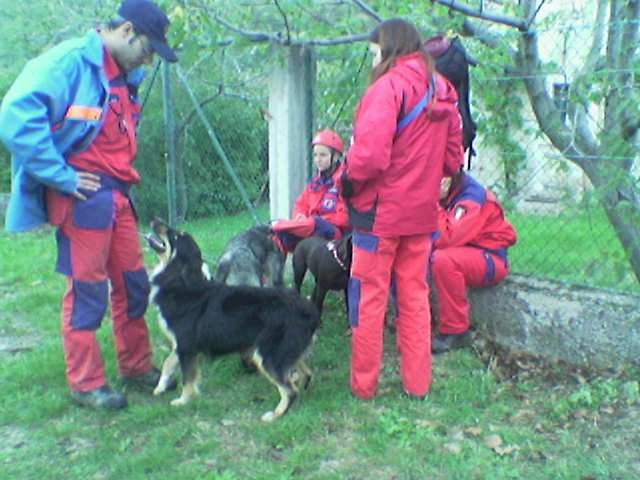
[{"xmin": 118, "ymin": 0, "xmax": 178, "ymax": 63}]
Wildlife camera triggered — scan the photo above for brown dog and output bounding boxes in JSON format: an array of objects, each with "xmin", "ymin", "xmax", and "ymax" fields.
[{"xmin": 292, "ymin": 234, "xmax": 352, "ymax": 317}]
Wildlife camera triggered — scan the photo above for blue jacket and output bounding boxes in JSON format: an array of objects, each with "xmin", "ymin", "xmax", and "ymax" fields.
[{"xmin": 0, "ymin": 30, "xmax": 144, "ymax": 232}]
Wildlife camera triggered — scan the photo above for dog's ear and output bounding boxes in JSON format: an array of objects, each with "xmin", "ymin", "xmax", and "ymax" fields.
[{"xmin": 177, "ymin": 234, "xmax": 208, "ymax": 290}]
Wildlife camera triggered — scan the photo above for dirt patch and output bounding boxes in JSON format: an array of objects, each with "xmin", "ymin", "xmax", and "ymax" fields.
[
  {"xmin": 0, "ymin": 425, "xmax": 29, "ymax": 463},
  {"xmin": 0, "ymin": 313, "xmax": 40, "ymax": 357}
]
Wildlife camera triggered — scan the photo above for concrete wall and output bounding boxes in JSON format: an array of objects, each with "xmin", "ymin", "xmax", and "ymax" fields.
[
  {"xmin": 268, "ymin": 45, "xmax": 315, "ymax": 220},
  {"xmin": 467, "ymin": 274, "xmax": 640, "ymax": 369}
]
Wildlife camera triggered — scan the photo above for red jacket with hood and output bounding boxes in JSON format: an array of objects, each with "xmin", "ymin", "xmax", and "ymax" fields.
[{"xmin": 345, "ymin": 52, "xmax": 463, "ymax": 236}]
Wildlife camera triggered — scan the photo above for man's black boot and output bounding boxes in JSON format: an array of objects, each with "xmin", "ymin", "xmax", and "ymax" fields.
[
  {"xmin": 71, "ymin": 385, "xmax": 127, "ymax": 410},
  {"xmin": 431, "ymin": 331, "xmax": 472, "ymax": 354}
]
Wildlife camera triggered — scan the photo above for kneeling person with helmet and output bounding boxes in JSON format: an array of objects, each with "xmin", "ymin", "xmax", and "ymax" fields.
[{"xmin": 272, "ymin": 129, "xmax": 351, "ymax": 252}]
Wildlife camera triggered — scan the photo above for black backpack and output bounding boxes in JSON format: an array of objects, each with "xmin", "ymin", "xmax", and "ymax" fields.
[{"xmin": 425, "ymin": 35, "xmax": 477, "ymax": 168}]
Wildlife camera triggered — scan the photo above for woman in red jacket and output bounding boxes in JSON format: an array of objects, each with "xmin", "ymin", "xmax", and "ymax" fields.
[
  {"xmin": 431, "ymin": 171, "xmax": 517, "ymax": 353},
  {"xmin": 271, "ymin": 129, "xmax": 350, "ymax": 252},
  {"xmin": 343, "ymin": 18, "xmax": 464, "ymax": 400}
]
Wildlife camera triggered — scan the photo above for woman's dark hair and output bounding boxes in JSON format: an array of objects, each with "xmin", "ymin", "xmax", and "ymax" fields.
[{"xmin": 368, "ymin": 18, "xmax": 433, "ymax": 84}]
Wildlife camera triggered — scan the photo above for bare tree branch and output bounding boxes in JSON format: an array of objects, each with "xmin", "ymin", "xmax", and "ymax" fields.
[
  {"xmin": 461, "ymin": 18, "xmax": 505, "ymax": 50},
  {"xmin": 582, "ymin": 0, "xmax": 608, "ymax": 72},
  {"xmin": 213, "ymin": 14, "xmax": 282, "ymax": 43},
  {"xmin": 431, "ymin": 0, "xmax": 528, "ymax": 31},
  {"xmin": 213, "ymin": 13, "xmax": 369, "ymax": 46},
  {"xmin": 566, "ymin": 0, "xmax": 608, "ymax": 157},
  {"xmin": 619, "ymin": 0, "xmax": 640, "ymax": 141},
  {"xmin": 517, "ymin": 0, "xmax": 589, "ymax": 164},
  {"xmin": 606, "ymin": 0, "xmax": 624, "ymax": 71},
  {"xmin": 525, "ymin": 0, "xmax": 548, "ymax": 30},
  {"xmin": 620, "ymin": 0, "xmax": 640, "ymax": 57},
  {"xmin": 305, "ymin": 33, "xmax": 371, "ymax": 46},
  {"xmin": 273, "ymin": 0, "xmax": 291, "ymax": 45},
  {"xmin": 604, "ymin": 0, "xmax": 625, "ymax": 134},
  {"xmin": 352, "ymin": 0, "xmax": 382, "ymax": 22}
]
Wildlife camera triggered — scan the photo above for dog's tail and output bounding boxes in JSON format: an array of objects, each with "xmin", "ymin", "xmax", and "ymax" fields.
[{"xmin": 257, "ymin": 308, "xmax": 319, "ymax": 380}]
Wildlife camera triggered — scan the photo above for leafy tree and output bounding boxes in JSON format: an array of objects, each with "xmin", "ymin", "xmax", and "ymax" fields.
[
  {"xmin": 188, "ymin": 0, "xmax": 639, "ymax": 284},
  {"xmin": 429, "ymin": 0, "xmax": 640, "ymax": 283}
]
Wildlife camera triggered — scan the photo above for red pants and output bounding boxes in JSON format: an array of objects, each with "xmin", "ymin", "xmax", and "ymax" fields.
[
  {"xmin": 349, "ymin": 232, "xmax": 432, "ymax": 399},
  {"xmin": 431, "ymin": 246, "xmax": 508, "ymax": 334},
  {"xmin": 49, "ymin": 188, "xmax": 153, "ymax": 392}
]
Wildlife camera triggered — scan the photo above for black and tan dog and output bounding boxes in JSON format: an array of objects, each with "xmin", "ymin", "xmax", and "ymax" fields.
[
  {"xmin": 147, "ymin": 220, "xmax": 320, "ymax": 422},
  {"xmin": 292, "ymin": 234, "xmax": 352, "ymax": 317},
  {"xmin": 214, "ymin": 224, "xmax": 284, "ymax": 288}
]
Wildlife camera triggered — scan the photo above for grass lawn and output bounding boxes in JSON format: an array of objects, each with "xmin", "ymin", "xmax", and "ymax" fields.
[
  {"xmin": 1, "ymin": 211, "xmax": 639, "ymax": 479},
  {"xmin": 508, "ymin": 209, "xmax": 639, "ymax": 294}
]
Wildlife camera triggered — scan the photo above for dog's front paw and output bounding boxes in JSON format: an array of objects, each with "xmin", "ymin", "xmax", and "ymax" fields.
[
  {"xmin": 261, "ymin": 411, "xmax": 278, "ymax": 423},
  {"xmin": 170, "ymin": 396, "xmax": 189, "ymax": 407},
  {"xmin": 153, "ymin": 376, "xmax": 173, "ymax": 395},
  {"xmin": 153, "ymin": 385, "xmax": 165, "ymax": 396}
]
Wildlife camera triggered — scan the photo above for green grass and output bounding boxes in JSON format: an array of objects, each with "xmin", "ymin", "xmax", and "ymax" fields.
[
  {"xmin": 1, "ymin": 211, "xmax": 639, "ymax": 479},
  {"xmin": 509, "ymin": 208, "xmax": 639, "ymax": 293}
]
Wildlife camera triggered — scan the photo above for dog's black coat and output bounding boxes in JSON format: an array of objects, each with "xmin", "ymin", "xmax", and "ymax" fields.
[
  {"xmin": 292, "ymin": 234, "xmax": 352, "ymax": 316},
  {"xmin": 148, "ymin": 222, "xmax": 319, "ymax": 421},
  {"xmin": 214, "ymin": 224, "xmax": 284, "ymax": 288}
]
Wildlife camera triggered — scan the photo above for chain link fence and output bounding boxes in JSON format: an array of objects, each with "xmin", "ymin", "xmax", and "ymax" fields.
[
  {"xmin": 1, "ymin": 1, "xmax": 635, "ymax": 294},
  {"xmin": 130, "ymin": 19, "xmax": 638, "ymax": 295}
]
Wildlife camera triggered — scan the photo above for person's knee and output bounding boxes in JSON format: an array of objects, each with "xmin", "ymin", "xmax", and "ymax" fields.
[
  {"xmin": 431, "ymin": 250, "xmax": 454, "ymax": 278},
  {"xmin": 123, "ymin": 268, "xmax": 150, "ymax": 319},
  {"xmin": 70, "ymin": 279, "xmax": 109, "ymax": 330}
]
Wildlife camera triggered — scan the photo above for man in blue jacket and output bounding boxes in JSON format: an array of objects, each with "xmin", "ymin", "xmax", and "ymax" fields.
[{"xmin": 0, "ymin": 0, "xmax": 178, "ymax": 409}]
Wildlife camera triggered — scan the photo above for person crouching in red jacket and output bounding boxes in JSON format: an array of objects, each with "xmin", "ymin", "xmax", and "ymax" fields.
[
  {"xmin": 343, "ymin": 19, "xmax": 464, "ymax": 400},
  {"xmin": 431, "ymin": 171, "xmax": 518, "ymax": 353},
  {"xmin": 271, "ymin": 128, "xmax": 350, "ymax": 252}
]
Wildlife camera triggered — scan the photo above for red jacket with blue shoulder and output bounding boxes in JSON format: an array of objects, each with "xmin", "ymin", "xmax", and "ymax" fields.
[
  {"xmin": 435, "ymin": 173, "xmax": 517, "ymax": 252},
  {"xmin": 292, "ymin": 162, "xmax": 350, "ymax": 236},
  {"xmin": 345, "ymin": 52, "xmax": 463, "ymax": 236}
]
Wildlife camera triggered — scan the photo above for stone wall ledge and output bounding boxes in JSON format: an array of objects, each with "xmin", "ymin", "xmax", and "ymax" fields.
[{"xmin": 468, "ymin": 274, "xmax": 640, "ymax": 370}]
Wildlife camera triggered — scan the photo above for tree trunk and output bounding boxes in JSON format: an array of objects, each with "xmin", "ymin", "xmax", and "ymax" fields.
[
  {"xmin": 516, "ymin": 1, "xmax": 640, "ymax": 285},
  {"xmin": 581, "ymin": 159, "xmax": 640, "ymax": 284}
]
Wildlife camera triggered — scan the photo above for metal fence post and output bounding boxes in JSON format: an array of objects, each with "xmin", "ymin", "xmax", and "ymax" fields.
[
  {"xmin": 162, "ymin": 60, "xmax": 178, "ymax": 227},
  {"xmin": 175, "ymin": 65, "xmax": 260, "ymax": 225}
]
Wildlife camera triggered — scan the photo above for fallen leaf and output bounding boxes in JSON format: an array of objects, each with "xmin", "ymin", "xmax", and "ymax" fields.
[
  {"xmin": 494, "ymin": 444, "xmax": 519, "ymax": 456},
  {"xmin": 449, "ymin": 430, "xmax": 465, "ymax": 441},
  {"xmin": 512, "ymin": 409, "xmax": 535, "ymax": 420},
  {"xmin": 415, "ymin": 419, "xmax": 438, "ymax": 429},
  {"xmin": 600, "ymin": 406, "xmax": 614, "ymax": 415},
  {"xmin": 573, "ymin": 409, "xmax": 588, "ymax": 419},
  {"xmin": 484, "ymin": 434, "xmax": 503, "ymax": 449},
  {"xmin": 196, "ymin": 421, "xmax": 210, "ymax": 431},
  {"xmin": 443, "ymin": 442, "xmax": 462, "ymax": 454},
  {"xmin": 465, "ymin": 427, "xmax": 482, "ymax": 437}
]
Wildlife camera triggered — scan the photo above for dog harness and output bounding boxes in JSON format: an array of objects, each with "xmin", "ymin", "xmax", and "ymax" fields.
[{"xmin": 327, "ymin": 240, "xmax": 347, "ymax": 271}]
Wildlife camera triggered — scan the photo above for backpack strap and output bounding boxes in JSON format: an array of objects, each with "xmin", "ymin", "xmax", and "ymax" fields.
[{"xmin": 395, "ymin": 74, "xmax": 437, "ymax": 134}]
